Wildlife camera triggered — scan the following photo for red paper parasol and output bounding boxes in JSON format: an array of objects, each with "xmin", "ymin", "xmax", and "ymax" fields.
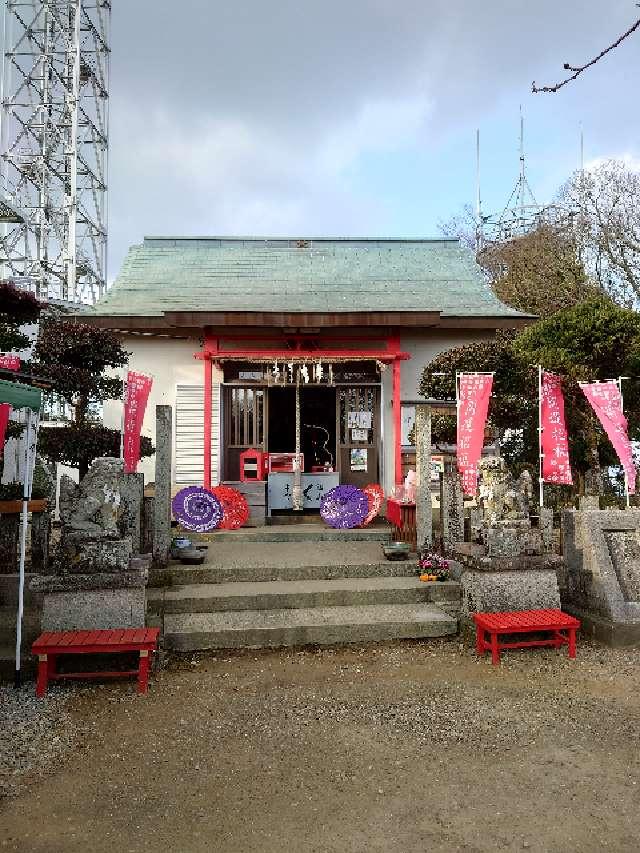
[
  {"xmin": 210, "ymin": 485, "xmax": 250, "ymax": 530},
  {"xmin": 362, "ymin": 484, "xmax": 385, "ymax": 526}
]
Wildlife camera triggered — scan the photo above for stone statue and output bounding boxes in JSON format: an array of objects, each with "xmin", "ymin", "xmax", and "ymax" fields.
[
  {"xmin": 477, "ymin": 457, "xmax": 530, "ymax": 526},
  {"xmin": 59, "ymin": 457, "xmax": 124, "ymax": 538}
]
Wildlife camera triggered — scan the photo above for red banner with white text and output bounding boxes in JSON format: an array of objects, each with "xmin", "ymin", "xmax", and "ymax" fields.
[
  {"xmin": 581, "ymin": 381, "xmax": 636, "ymax": 495},
  {"xmin": 0, "ymin": 355, "xmax": 21, "ymax": 453},
  {"xmin": 457, "ymin": 373, "xmax": 493, "ymax": 495},
  {"xmin": 123, "ymin": 371, "xmax": 152, "ymax": 474},
  {"xmin": 541, "ymin": 371, "xmax": 573, "ymax": 485}
]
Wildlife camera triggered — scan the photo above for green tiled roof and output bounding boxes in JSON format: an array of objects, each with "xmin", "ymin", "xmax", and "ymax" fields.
[{"xmin": 91, "ymin": 237, "xmax": 530, "ymax": 318}]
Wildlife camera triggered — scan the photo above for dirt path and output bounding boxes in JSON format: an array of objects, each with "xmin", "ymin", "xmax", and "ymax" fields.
[{"xmin": 2, "ymin": 638, "xmax": 640, "ymax": 853}]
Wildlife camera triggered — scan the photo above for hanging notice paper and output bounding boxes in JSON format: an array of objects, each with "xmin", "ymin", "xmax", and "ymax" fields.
[
  {"xmin": 351, "ymin": 429, "xmax": 368, "ymax": 442},
  {"xmin": 350, "ymin": 448, "xmax": 367, "ymax": 472},
  {"xmin": 456, "ymin": 373, "xmax": 493, "ymax": 495},
  {"xmin": 348, "ymin": 411, "xmax": 372, "ymax": 430},
  {"xmin": 541, "ymin": 371, "xmax": 572, "ymax": 485},
  {"xmin": 123, "ymin": 371, "xmax": 153, "ymax": 474},
  {"xmin": 581, "ymin": 381, "xmax": 636, "ymax": 494}
]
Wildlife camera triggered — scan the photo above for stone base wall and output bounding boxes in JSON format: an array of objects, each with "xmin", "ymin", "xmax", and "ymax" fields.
[
  {"xmin": 460, "ymin": 570, "xmax": 561, "ymax": 620},
  {"xmin": 562, "ymin": 509, "xmax": 640, "ymax": 624},
  {"xmin": 41, "ymin": 588, "xmax": 146, "ymax": 631}
]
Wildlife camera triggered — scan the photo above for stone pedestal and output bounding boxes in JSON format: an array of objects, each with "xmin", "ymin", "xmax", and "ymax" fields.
[
  {"xmin": 562, "ymin": 509, "xmax": 640, "ymax": 646},
  {"xmin": 32, "ymin": 570, "xmax": 147, "ymax": 631},
  {"xmin": 451, "ymin": 543, "xmax": 561, "ymax": 620},
  {"xmin": 55, "ymin": 534, "xmax": 132, "ymax": 574}
]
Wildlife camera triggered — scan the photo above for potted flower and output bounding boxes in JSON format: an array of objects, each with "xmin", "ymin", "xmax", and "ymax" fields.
[{"xmin": 417, "ymin": 551, "xmax": 450, "ymax": 582}]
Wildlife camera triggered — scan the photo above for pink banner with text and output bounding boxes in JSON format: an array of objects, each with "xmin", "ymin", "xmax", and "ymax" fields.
[
  {"xmin": 123, "ymin": 371, "xmax": 153, "ymax": 474},
  {"xmin": 541, "ymin": 371, "xmax": 573, "ymax": 485},
  {"xmin": 0, "ymin": 355, "xmax": 21, "ymax": 453},
  {"xmin": 581, "ymin": 381, "xmax": 636, "ymax": 495},
  {"xmin": 457, "ymin": 373, "xmax": 493, "ymax": 495}
]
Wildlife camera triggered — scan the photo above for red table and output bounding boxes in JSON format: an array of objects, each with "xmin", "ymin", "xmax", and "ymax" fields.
[
  {"xmin": 473, "ymin": 609, "xmax": 580, "ymax": 665},
  {"xmin": 386, "ymin": 498, "xmax": 416, "ymax": 550},
  {"xmin": 32, "ymin": 627, "xmax": 160, "ymax": 697}
]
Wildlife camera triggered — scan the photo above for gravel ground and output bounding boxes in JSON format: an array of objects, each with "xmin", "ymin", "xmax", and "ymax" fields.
[
  {"xmin": 1, "ymin": 638, "xmax": 640, "ymax": 852},
  {"xmin": 0, "ymin": 684, "xmax": 78, "ymax": 800}
]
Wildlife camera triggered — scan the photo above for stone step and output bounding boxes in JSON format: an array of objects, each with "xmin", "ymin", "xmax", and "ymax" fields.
[
  {"xmin": 148, "ymin": 578, "xmax": 460, "ymax": 614},
  {"xmin": 163, "ymin": 603, "xmax": 456, "ymax": 650},
  {"xmin": 0, "ymin": 574, "xmax": 41, "ymax": 607},
  {"xmin": 0, "ymin": 644, "xmax": 36, "ymax": 682},
  {"xmin": 0, "ymin": 605, "xmax": 40, "ymax": 644},
  {"xmin": 189, "ymin": 523, "xmax": 393, "ymax": 544},
  {"xmin": 151, "ymin": 560, "xmax": 417, "ymax": 586}
]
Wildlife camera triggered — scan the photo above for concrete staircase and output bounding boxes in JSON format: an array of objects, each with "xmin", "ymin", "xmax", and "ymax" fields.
[{"xmin": 148, "ymin": 527, "xmax": 460, "ymax": 651}]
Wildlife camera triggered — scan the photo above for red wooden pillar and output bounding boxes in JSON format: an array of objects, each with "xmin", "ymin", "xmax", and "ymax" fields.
[
  {"xmin": 203, "ymin": 357, "xmax": 212, "ymax": 489},
  {"xmin": 392, "ymin": 357, "xmax": 402, "ymax": 486}
]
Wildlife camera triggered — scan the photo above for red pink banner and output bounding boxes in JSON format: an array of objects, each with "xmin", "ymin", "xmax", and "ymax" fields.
[
  {"xmin": 457, "ymin": 373, "xmax": 493, "ymax": 495},
  {"xmin": 0, "ymin": 355, "xmax": 21, "ymax": 371},
  {"xmin": 581, "ymin": 381, "xmax": 636, "ymax": 495},
  {"xmin": 541, "ymin": 372, "xmax": 573, "ymax": 485},
  {"xmin": 123, "ymin": 371, "xmax": 152, "ymax": 474},
  {"xmin": 0, "ymin": 355, "xmax": 20, "ymax": 453}
]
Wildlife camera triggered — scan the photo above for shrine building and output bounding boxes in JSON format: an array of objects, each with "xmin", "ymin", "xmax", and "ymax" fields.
[{"xmin": 85, "ymin": 236, "xmax": 531, "ymax": 516}]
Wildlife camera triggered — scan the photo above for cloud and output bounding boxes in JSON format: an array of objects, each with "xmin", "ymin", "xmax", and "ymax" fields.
[{"xmin": 107, "ymin": 1, "xmax": 640, "ymax": 276}]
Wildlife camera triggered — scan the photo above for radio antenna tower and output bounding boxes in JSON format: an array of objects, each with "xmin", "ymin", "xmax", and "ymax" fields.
[
  {"xmin": 0, "ymin": 1, "xmax": 111, "ymax": 304},
  {"xmin": 476, "ymin": 108, "xmax": 576, "ymax": 250}
]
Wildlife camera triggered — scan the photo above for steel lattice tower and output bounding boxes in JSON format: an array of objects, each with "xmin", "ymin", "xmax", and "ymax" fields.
[{"xmin": 0, "ymin": 1, "xmax": 110, "ymax": 303}]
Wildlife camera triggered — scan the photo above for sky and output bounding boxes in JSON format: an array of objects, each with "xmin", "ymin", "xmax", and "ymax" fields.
[{"xmin": 107, "ymin": 0, "xmax": 640, "ymax": 279}]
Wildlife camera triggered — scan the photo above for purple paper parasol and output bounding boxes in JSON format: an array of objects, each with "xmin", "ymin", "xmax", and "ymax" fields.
[
  {"xmin": 172, "ymin": 486, "xmax": 223, "ymax": 532},
  {"xmin": 320, "ymin": 485, "xmax": 369, "ymax": 529}
]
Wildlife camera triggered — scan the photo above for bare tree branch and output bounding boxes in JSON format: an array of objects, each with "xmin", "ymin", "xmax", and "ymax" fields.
[{"xmin": 532, "ymin": 9, "xmax": 640, "ymax": 93}]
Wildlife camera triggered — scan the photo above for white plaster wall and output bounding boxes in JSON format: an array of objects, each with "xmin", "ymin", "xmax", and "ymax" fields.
[
  {"xmin": 399, "ymin": 330, "xmax": 490, "ymax": 400},
  {"xmin": 102, "ymin": 334, "xmax": 222, "ymax": 483}
]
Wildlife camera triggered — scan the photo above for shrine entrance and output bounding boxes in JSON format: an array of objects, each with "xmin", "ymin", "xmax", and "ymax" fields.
[
  {"xmin": 220, "ymin": 359, "xmax": 384, "ymax": 493},
  {"xmin": 268, "ymin": 385, "xmax": 337, "ymax": 472}
]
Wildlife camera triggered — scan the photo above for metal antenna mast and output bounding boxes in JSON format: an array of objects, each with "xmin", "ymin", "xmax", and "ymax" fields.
[
  {"xmin": 475, "ymin": 128, "xmax": 482, "ymax": 251},
  {"xmin": 477, "ymin": 110, "xmax": 575, "ymax": 249},
  {"xmin": 0, "ymin": 1, "xmax": 111, "ymax": 304}
]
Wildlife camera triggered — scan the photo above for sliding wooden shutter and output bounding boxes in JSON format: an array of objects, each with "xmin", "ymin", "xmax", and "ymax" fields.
[{"xmin": 175, "ymin": 383, "xmax": 221, "ymax": 486}]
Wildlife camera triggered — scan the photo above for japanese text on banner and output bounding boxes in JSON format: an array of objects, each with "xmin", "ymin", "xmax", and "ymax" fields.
[
  {"xmin": 0, "ymin": 356, "xmax": 21, "ymax": 452},
  {"xmin": 581, "ymin": 381, "xmax": 636, "ymax": 495},
  {"xmin": 456, "ymin": 374, "xmax": 493, "ymax": 495},
  {"xmin": 123, "ymin": 371, "xmax": 152, "ymax": 474},
  {"xmin": 541, "ymin": 371, "xmax": 572, "ymax": 485}
]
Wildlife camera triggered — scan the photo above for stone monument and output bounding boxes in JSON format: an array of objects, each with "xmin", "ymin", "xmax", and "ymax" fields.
[
  {"xmin": 439, "ymin": 468, "xmax": 464, "ymax": 553},
  {"xmin": 153, "ymin": 405, "xmax": 172, "ymax": 567},
  {"xmin": 562, "ymin": 508, "xmax": 640, "ymax": 646},
  {"xmin": 30, "ymin": 457, "xmax": 149, "ymax": 631},
  {"xmin": 414, "ymin": 403, "xmax": 433, "ymax": 550},
  {"xmin": 450, "ymin": 457, "xmax": 560, "ymax": 620}
]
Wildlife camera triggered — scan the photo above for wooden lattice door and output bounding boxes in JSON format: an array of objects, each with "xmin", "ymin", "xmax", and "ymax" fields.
[
  {"xmin": 337, "ymin": 386, "xmax": 380, "ymax": 487},
  {"xmin": 223, "ymin": 385, "xmax": 265, "ymax": 481}
]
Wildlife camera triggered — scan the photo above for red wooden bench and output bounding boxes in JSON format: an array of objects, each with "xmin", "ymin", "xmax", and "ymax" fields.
[
  {"xmin": 32, "ymin": 628, "xmax": 160, "ymax": 698},
  {"xmin": 472, "ymin": 609, "xmax": 580, "ymax": 665}
]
